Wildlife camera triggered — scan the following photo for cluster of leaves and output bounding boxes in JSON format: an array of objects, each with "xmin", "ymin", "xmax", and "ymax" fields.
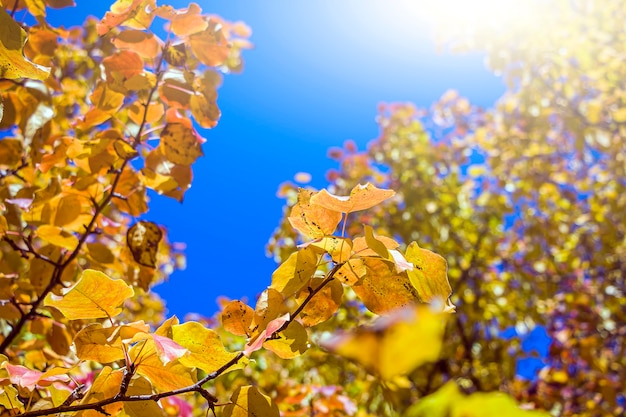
[
  {"xmin": 268, "ymin": 1, "xmax": 626, "ymax": 415},
  {"xmin": 0, "ymin": 3, "xmax": 504, "ymax": 416}
]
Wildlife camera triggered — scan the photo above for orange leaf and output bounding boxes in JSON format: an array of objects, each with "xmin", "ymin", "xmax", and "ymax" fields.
[
  {"xmin": 288, "ymin": 188, "xmax": 342, "ymax": 239},
  {"xmin": 159, "ymin": 123, "xmax": 204, "ymax": 166},
  {"xmin": 351, "ymin": 258, "xmax": 419, "ymax": 314},
  {"xmin": 169, "ymin": 2, "xmax": 208, "ymax": 37},
  {"xmin": 221, "ymin": 300, "xmax": 254, "ymax": 336},
  {"xmin": 113, "ymin": 30, "xmax": 162, "ymax": 60},
  {"xmin": 102, "ymin": 50, "xmax": 144, "ymax": 82},
  {"xmin": 44, "ymin": 269, "xmax": 134, "ymax": 320},
  {"xmin": 188, "ymin": 21, "xmax": 230, "ymax": 67},
  {"xmin": 310, "ymin": 183, "xmax": 395, "ymax": 213},
  {"xmin": 296, "ymin": 277, "xmax": 343, "ymax": 327}
]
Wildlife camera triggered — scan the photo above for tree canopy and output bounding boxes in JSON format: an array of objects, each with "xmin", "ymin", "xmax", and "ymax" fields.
[{"xmin": 1, "ymin": 0, "xmax": 624, "ymax": 416}]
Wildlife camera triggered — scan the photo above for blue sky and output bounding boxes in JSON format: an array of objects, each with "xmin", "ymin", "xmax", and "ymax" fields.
[{"xmin": 46, "ymin": 1, "xmax": 505, "ymax": 318}]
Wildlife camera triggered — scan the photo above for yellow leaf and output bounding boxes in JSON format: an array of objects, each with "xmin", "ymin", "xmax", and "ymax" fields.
[
  {"xmin": 405, "ymin": 242, "xmax": 453, "ymax": 306},
  {"xmin": 295, "ymin": 277, "xmax": 343, "ymax": 327},
  {"xmin": 322, "ymin": 306, "xmax": 446, "ymax": 380},
  {"xmin": 123, "ymin": 376, "xmax": 164, "ymax": 417},
  {"xmin": 270, "ymin": 247, "xmax": 318, "ymax": 297},
  {"xmin": 36, "ymin": 225, "xmax": 78, "ymax": 251},
  {"xmin": 306, "ymin": 236, "xmax": 352, "ymax": 263},
  {"xmin": 44, "ymin": 269, "xmax": 134, "ymax": 320},
  {"xmin": 0, "ymin": 8, "xmax": 50, "ymax": 80},
  {"xmin": 77, "ymin": 367, "xmax": 124, "ymax": 417},
  {"xmin": 127, "ymin": 221, "xmax": 162, "ymax": 267},
  {"xmin": 222, "ymin": 386, "xmax": 280, "ymax": 417},
  {"xmin": 613, "ymin": 107, "xmax": 626, "ymax": 123},
  {"xmin": 74, "ymin": 322, "xmax": 149, "ymax": 363},
  {"xmin": 130, "ymin": 338, "xmax": 197, "ymax": 392},
  {"xmin": 334, "ymin": 258, "xmax": 366, "ymax": 285},
  {"xmin": 159, "ymin": 123, "xmax": 203, "ymax": 165},
  {"xmin": 263, "ymin": 320, "xmax": 309, "ymax": 359},
  {"xmin": 287, "ymin": 188, "xmax": 343, "ymax": 239},
  {"xmin": 352, "ymin": 258, "xmax": 420, "ymax": 314},
  {"xmin": 405, "ymin": 381, "xmax": 550, "ymax": 417},
  {"xmin": 310, "ymin": 183, "xmax": 395, "ymax": 213},
  {"xmin": 172, "ymin": 321, "xmax": 241, "ymax": 374}
]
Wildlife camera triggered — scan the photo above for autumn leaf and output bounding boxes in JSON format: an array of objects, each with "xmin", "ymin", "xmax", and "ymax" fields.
[
  {"xmin": 159, "ymin": 123, "xmax": 204, "ymax": 166},
  {"xmin": 310, "ymin": 183, "xmax": 395, "ymax": 213},
  {"xmin": 74, "ymin": 322, "xmax": 150, "ymax": 363},
  {"xmin": 221, "ymin": 300, "xmax": 254, "ymax": 336},
  {"xmin": 77, "ymin": 366, "xmax": 124, "ymax": 417},
  {"xmin": 2, "ymin": 364, "xmax": 70, "ymax": 391},
  {"xmin": 244, "ymin": 313, "xmax": 289, "ymax": 356},
  {"xmin": 222, "ymin": 386, "xmax": 280, "ymax": 417},
  {"xmin": 36, "ymin": 225, "xmax": 78, "ymax": 251},
  {"xmin": 263, "ymin": 320, "xmax": 309, "ymax": 359},
  {"xmin": 351, "ymin": 258, "xmax": 420, "ymax": 314},
  {"xmin": 270, "ymin": 247, "xmax": 318, "ymax": 297},
  {"xmin": 0, "ymin": 8, "xmax": 50, "ymax": 80},
  {"xmin": 405, "ymin": 381, "xmax": 550, "ymax": 417},
  {"xmin": 321, "ymin": 306, "xmax": 446, "ymax": 380},
  {"xmin": 295, "ymin": 277, "xmax": 343, "ymax": 327},
  {"xmin": 288, "ymin": 188, "xmax": 343, "ymax": 239},
  {"xmin": 172, "ymin": 321, "xmax": 242, "ymax": 374},
  {"xmin": 44, "ymin": 269, "xmax": 134, "ymax": 320},
  {"xmin": 405, "ymin": 242, "xmax": 453, "ymax": 307},
  {"xmin": 127, "ymin": 221, "xmax": 163, "ymax": 267}
]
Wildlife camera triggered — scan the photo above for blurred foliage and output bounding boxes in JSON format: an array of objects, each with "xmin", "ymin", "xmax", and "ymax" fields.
[{"xmin": 268, "ymin": 0, "xmax": 626, "ymax": 415}]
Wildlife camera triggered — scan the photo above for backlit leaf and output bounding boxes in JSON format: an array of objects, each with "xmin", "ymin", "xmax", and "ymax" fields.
[
  {"xmin": 221, "ymin": 300, "xmax": 254, "ymax": 336},
  {"xmin": 270, "ymin": 247, "xmax": 318, "ymax": 297},
  {"xmin": 3, "ymin": 364, "xmax": 70, "ymax": 391},
  {"xmin": 172, "ymin": 321, "xmax": 241, "ymax": 373},
  {"xmin": 159, "ymin": 123, "xmax": 204, "ymax": 166},
  {"xmin": 296, "ymin": 277, "xmax": 343, "ymax": 327},
  {"xmin": 222, "ymin": 386, "xmax": 280, "ymax": 417},
  {"xmin": 77, "ymin": 366, "xmax": 124, "ymax": 417},
  {"xmin": 188, "ymin": 20, "xmax": 230, "ymax": 67},
  {"xmin": 36, "ymin": 225, "xmax": 78, "ymax": 251},
  {"xmin": 352, "ymin": 258, "xmax": 420, "ymax": 314},
  {"xmin": 321, "ymin": 306, "xmax": 446, "ymax": 380},
  {"xmin": 127, "ymin": 221, "xmax": 162, "ymax": 267},
  {"xmin": 44, "ymin": 269, "xmax": 134, "ymax": 320},
  {"xmin": 405, "ymin": 242, "xmax": 453, "ymax": 306},
  {"xmin": 130, "ymin": 337, "xmax": 197, "ymax": 392},
  {"xmin": 113, "ymin": 30, "xmax": 162, "ymax": 60},
  {"xmin": 263, "ymin": 320, "xmax": 309, "ymax": 359},
  {"xmin": 310, "ymin": 183, "xmax": 395, "ymax": 213},
  {"xmin": 305, "ymin": 236, "xmax": 352, "ymax": 263},
  {"xmin": 0, "ymin": 8, "xmax": 50, "ymax": 80},
  {"xmin": 74, "ymin": 322, "xmax": 149, "ymax": 363},
  {"xmin": 288, "ymin": 188, "xmax": 342, "ymax": 239}
]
